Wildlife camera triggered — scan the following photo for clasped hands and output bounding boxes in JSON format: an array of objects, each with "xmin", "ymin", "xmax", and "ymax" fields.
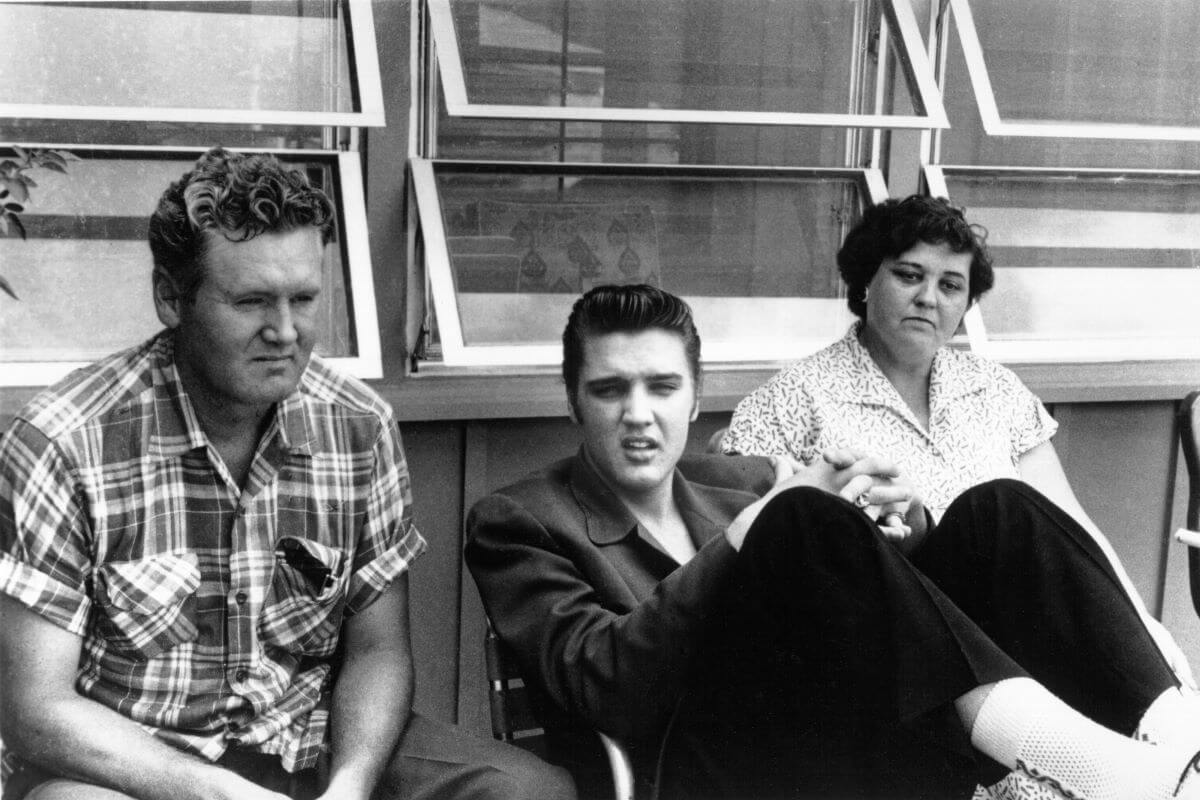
[{"xmin": 770, "ymin": 448, "xmax": 927, "ymax": 544}]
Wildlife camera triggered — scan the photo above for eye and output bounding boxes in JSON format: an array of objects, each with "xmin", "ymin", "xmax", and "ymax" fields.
[
  {"xmin": 292, "ymin": 293, "xmax": 318, "ymax": 306},
  {"xmin": 235, "ymin": 297, "xmax": 266, "ymax": 309},
  {"xmin": 892, "ymin": 268, "xmax": 921, "ymax": 283},
  {"xmin": 588, "ymin": 383, "xmax": 624, "ymax": 399},
  {"xmin": 649, "ymin": 380, "xmax": 681, "ymax": 395},
  {"xmin": 940, "ymin": 280, "xmax": 964, "ymax": 293}
]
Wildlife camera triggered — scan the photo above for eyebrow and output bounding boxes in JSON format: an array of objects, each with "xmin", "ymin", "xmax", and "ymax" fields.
[{"xmin": 894, "ymin": 259, "xmax": 968, "ymax": 280}]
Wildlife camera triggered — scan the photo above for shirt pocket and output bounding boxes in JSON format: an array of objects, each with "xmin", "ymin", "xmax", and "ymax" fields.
[
  {"xmin": 258, "ymin": 536, "xmax": 349, "ymax": 658},
  {"xmin": 94, "ymin": 553, "xmax": 201, "ymax": 659}
]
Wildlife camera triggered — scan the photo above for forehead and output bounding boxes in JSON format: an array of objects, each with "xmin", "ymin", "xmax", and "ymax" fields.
[
  {"xmin": 893, "ymin": 240, "xmax": 972, "ymax": 276},
  {"xmin": 200, "ymin": 227, "xmax": 324, "ymax": 291},
  {"xmin": 579, "ymin": 328, "xmax": 691, "ymax": 380}
]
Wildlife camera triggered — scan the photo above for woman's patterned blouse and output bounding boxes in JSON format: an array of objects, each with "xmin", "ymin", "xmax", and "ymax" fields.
[{"xmin": 722, "ymin": 323, "xmax": 1057, "ymax": 521}]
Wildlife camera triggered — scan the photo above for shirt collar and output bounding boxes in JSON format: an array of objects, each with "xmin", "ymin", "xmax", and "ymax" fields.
[
  {"xmin": 145, "ymin": 331, "xmax": 313, "ymax": 460},
  {"xmin": 569, "ymin": 449, "xmax": 728, "ymax": 552},
  {"xmin": 834, "ymin": 321, "xmax": 986, "ymax": 409}
]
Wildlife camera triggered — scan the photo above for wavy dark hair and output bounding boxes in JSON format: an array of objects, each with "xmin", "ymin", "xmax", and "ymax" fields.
[
  {"xmin": 837, "ymin": 195, "xmax": 994, "ymax": 318},
  {"xmin": 148, "ymin": 147, "xmax": 335, "ymax": 300},
  {"xmin": 562, "ymin": 284, "xmax": 702, "ymax": 414}
]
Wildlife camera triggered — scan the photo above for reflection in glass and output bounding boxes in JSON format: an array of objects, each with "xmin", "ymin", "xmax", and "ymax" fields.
[
  {"xmin": 0, "ymin": 1, "xmax": 354, "ymax": 115},
  {"xmin": 432, "ymin": 165, "xmax": 863, "ymax": 349},
  {"xmin": 938, "ymin": 0, "xmax": 1200, "ymax": 167},
  {"xmin": 944, "ymin": 171, "xmax": 1200, "ymax": 346},
  {"xmin": 0, "ymin": 152, "xmax": 351, "ymax": 363}
]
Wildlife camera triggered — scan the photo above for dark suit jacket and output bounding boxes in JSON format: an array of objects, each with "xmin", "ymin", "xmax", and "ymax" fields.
[{"xmin": 464, "ymin": 451, "xmax": 774, "ymax": 783}]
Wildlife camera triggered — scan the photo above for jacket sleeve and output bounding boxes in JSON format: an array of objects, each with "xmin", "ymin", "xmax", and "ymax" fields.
[{"xmin": 464, "ymin": 494, "xmax": 737, "ymax": 742}]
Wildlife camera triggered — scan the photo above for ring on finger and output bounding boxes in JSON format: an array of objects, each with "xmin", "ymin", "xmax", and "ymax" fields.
[{"xmin": 853, "ymin": 492, "xmax": 871, "ymax": 509}]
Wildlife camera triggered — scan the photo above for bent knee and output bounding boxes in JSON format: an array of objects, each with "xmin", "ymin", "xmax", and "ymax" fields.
[{"xmin": 487, "ymin": 758, "xmax": 577, "ymax": 800}]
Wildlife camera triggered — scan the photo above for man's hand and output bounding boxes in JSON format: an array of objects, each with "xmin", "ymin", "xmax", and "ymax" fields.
[{"xmin": 821, "ymin": 448, "xmax": 930, "ymax": 551}]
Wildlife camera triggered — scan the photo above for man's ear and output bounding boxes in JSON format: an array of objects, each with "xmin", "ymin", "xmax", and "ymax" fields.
[
  {"xmin": 690, "ymin": 397, "xmax": 700, "ymax": 423},
  {"xmin": 152, "ymin": 268, "xmax": 183, "ymax": 329},
  {"xmin": 567, "ymin": 393, "xmax": 581, "ymax": 425}
]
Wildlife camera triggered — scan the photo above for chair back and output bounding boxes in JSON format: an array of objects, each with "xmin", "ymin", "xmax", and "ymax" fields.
[
  {"xmin": 1178, "ymin": 390, "xmax": 1200, "ymax": 616},
  {"xmin": 483, "ymin": 620, "xmax": 546, "ymax": 745}
]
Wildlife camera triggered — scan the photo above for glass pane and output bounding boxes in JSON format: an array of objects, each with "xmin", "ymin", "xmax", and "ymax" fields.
[
  {"xmin": 973, "ymin": 1, "xmax": 1200, "ymax": 128},
  {"xmin": 0, "ymin": 151, "xmax": 352, "ymax": 363},
  {"xmin": 939, "ymin": 0, "xmax": 1200, "ymax": 167},
  {"xmin": 434, "ymin": 108, "xmax": 850, "ymax": 166},
  {"xmin": 0, "ymin": 1, "xmax": 354, "ymax": 115},
  {"xmin": 432, "ymin": 164, "xmax": 865, "ymax": 349},
  {"xmin": 444, "ymin": 0, "xmax": 873, "ymax": 115},
  {"xmin": 0, "ymin": 119, "xmax": 330, "ymax": 151},
  {"xmin": 944, "ymin": 171, "xmax": 1200, "ymax": 345}
]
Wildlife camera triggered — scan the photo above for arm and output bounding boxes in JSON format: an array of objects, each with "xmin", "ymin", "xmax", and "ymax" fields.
[
  {"xmin": 320, "ymin": 574, "xmax": 412, "ymax": 800},
  {"xmin": 0, "ymin": 595, "xmax": 284, "ymax": 800},
  {"xmin": 466, "ymin": 493, "xmax": 738, "ymax": 742}
]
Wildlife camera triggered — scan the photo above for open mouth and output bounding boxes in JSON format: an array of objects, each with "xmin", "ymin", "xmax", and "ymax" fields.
[{"xmin": 621, "ymin": 436, "xmax": 659, "ymax": 452}]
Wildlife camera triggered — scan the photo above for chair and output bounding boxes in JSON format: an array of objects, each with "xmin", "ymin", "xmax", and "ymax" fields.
[
  {"xmin": 1178, "ymin": 390, "xmax": 1200, "ymax": 617},
  {"xmin": 483, "ymin": 621, "xmax": 636, "ymax": 800}
]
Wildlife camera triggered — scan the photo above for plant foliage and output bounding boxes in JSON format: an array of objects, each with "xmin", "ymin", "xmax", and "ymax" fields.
[{"xmin": 1, "ymin": 147, "xmax": 81, "ymax": 300}]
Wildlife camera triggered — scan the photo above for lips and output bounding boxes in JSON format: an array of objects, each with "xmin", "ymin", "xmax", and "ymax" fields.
[{"xmin": 621, "ymin": 435, "xmax": 659, "ymax": 453}]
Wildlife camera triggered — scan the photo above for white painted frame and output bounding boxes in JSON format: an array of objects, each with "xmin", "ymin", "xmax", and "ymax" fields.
[
  {"xmin": 428, "ymin": 0, "xmax": 948, "ymax": 130},
  {"xmin": 946, "ymin": 0, "xmax": 1200, "ymax": 142},
  {"xmin": 413, "ymin": 156, "xmax": 888, "ymax": 369},
  {"xmin": 0, "ymin": 149, "xmax": 381, "ymax": 386},
  {"xmin": 0, "ymin": 0, "xmax": 385, "ymax": 128}
]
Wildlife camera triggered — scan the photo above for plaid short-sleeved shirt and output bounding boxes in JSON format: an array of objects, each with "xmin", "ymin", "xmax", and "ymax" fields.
[{"xmin": 0, "ymin": 331, "xmax": 427, "ymax": 775}]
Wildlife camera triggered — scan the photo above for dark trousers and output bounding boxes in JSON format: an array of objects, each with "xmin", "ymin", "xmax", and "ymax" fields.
[
  {"xmin": 658, "ymin": 479, "xmax": 1177, "ymax": 800},
  {"xmin": 2, "ymin": 712, "xmax": 575, "ymax": 800}
]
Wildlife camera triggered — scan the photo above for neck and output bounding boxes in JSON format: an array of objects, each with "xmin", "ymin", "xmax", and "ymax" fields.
[{"xmin": 858, "ymin": 324, "xmax": 934, "ymax": 392}]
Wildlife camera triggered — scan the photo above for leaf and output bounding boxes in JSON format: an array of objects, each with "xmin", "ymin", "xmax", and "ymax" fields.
[
  {"xmin": 0, "ymin": 214, "xmax": 7, "ymax": 235},
  {"xmin": 12, "ymin": 146, "xmax": 29, "ymax": 163},
  {"xmin": 9, "ymin": 213, "xmax": 26, "ymax": 240},
  {"xmin": 2, "ymin": 179, "xmax": 27, "ymax": 204},
  {"xmin": 53, "ymin": 149, "xmax": 81, "ymax": 162},
  {"xmin": 0, "ymin": 274, "xmax": 18, "ymax": 301},
  {"xmin": 0, "ymin": 160, "xmax": 18, "ymax": 174},
  {"xmin": 4, "ymin": 202, "xmax": 23, "ymax": 212},
  {"xmin": 21, "ymin": 176, "xmax": 36, "ymax": 189},
  {"xmin": 39, "ymin": 161, "xmax": 67, "ymax": 174}
]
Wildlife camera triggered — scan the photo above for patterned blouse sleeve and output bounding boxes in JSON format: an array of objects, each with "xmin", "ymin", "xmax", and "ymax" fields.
[
  {"xmin": 722, "ymin": 371, "xmax": 813, "ymax": 460},
  {"xmin": 1002, "ymin": 368, "xmax": 1059, "ymax": 458}
]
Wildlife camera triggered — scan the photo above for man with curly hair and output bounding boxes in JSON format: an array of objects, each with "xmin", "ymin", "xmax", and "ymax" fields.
[{"xmin": 0, "ymin": 148, "xmax": 574, "ymax": 800}]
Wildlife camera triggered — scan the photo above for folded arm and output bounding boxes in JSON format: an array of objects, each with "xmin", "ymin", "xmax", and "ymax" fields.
[{"xmin": 0, "ymin": 595, "xmax": 285, "ymax": 800}]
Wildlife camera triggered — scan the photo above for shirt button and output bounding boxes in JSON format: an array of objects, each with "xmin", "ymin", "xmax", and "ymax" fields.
[
  {"xmin": 235, "ymin": 668, "xmax": 249, "ymax": 683},
  {"xmin": 234, "ymin": 591, "xmax": 247, "ymax": 605}
]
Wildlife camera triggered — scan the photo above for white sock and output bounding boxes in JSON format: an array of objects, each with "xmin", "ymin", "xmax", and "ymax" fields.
[
  {"xmin": 1139, "ymin": 687, "xmax": 1200, "ymax": 746},
  {"xmin": 969, "ymin": 678, "xmax": 1198, "ymax": 800}
]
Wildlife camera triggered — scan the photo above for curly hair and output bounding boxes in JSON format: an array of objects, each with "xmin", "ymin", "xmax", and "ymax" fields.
[
  {"xmin": 562, "ymin": 284, "xmax": 702, "ymax": 414},
  {"xmin": 148, "ymin": 147, "xmax": 335, "ymax": 300},
  {"xmin": 836, "ymin": 195, "xmax": 994, "ymax": 319}
]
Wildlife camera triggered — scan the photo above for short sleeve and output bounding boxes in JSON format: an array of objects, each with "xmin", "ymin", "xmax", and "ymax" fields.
[
  {"xmin": 0, "ymin": 420, "xmax": 93, "ymax": 635},
  {"xmin": 345, "ymin": 418, "xmax": 427, "ymax": 615},
  {"xmin": 1001, "ymin": 369, "xmax": 1058, "ymax": 459},
  {"xmin": 722, "ymin": 370, "xmax": 815, "ymax": 461}
]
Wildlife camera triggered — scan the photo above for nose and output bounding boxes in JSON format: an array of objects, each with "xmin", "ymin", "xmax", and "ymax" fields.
[
  {"xmin": 914, "ymin": 279, "xmax": 937, "ymax": 307},
  {"xmin": 621, "ymin": 385, "xmax": 653, "ymax": 426},
  {"xmin": 262, "ymin": 300, "xmax": 299, "ymax": 346}
]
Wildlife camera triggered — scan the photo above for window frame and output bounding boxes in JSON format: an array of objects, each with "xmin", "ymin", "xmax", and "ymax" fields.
[
  {"xmin": 411, "ymin": 156, "xmax": 889, "ymax": 370},
  {"xmin": 0, "ymin": 0, "xmax": 386, "ymax": 128},
  {"xmin": 427, "ymin": 0, "xmax": 948, "ymax": 130},
  {"xmin": 0, "ymin": 146, "xmax": 381, "ymax": 387},
  {"xmin": 925, "ymin": 163, "xmax": 1200, "ymax": 363},
  {"xmin": 945, "ymin": 0, "xmax": 1200, "ymax": 142}
]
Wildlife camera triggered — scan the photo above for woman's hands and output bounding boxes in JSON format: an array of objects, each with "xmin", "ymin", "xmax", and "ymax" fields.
[{"xmin": 726, "ymin": 447, "xmax": 925, "ymax": 551}]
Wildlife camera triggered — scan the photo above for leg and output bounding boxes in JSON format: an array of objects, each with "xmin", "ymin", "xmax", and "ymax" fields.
[
  {"xmin": 658, "ymin": 486, "xmax": 1024, "ymax": 800},
  {"xmin": 372, "ymin": 712, "xmax": 577, "ymax": 800},
  {"xmin": 912, "ymin": 478, "xmax": 1178, "ymax": 736}
]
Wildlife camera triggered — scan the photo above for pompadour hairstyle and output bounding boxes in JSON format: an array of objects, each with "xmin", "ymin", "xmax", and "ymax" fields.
[{"xmin": 562, "ymin": 283, "xmax": 702, "ymax": 411}]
